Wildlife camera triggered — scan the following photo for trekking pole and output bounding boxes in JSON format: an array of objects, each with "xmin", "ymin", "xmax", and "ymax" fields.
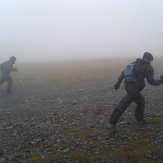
[{"xmin": 17, "ymin": 71, "xmax": 25, "ymax": 88}]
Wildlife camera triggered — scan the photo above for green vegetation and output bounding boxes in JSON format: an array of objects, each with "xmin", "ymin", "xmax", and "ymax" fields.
[
  {"xmin": 26, "ymin": 117, "xmax": 163, "ymax": 163},
  {"xmin": 115, "ymin": 139, "xmax": 163, "ymax": 159},
  {"xmin": 127, "ymin": 124, "xmax": 141, "ymax": 131},
  {"xmin": 27, "ymin": 151, "xmax": 63, "ymax": 163},
  {"xmin": 149, "ymin": 117, "xmax": 163, "ymax": 124},
  {"xmin": 68, "ymin": 151, "xmax": 92, "ymax": 163},
  {"xmin": 75, "ymin": 128, "xmax": 96, "ymax": 139}
]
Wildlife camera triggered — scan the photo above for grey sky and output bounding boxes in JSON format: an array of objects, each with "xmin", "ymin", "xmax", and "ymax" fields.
[{"xmin": 0, "ymin": 0, "xmax": 163, "ymax": 61}]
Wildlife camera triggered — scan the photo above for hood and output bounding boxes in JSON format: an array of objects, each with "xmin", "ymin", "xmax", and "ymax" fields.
[
  {"xmin": 135, "ymin": 58, "xmax": 150, "ymax": 64},
  {"xmin": 9, "ymin": 56, "xmax": 16, "ymax": 64}
]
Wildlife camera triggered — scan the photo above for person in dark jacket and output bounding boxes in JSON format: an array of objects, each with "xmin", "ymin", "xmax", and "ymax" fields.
[
  {"xmin": 0, "ymin": 56, "xmax": 17, "ymax": 94},
  {"xmin": 109, "ymin": 52, "xmax": 163, "ymax": 130}
]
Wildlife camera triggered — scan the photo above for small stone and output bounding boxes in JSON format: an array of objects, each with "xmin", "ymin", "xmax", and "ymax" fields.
[
  {"xmin": 56, "ymin": 139, "xmax": 61, "ymax": 143},
  {"xmin": 5, "ymin": 126, "xmax": 13, "ymax": 130},
  {"xmin": 0, "ymin": 158, "xmax": 6, "ymax": 162},
  {"xmin": 63, "ymin": 149, "xmax": 70, "ymax": 153}
]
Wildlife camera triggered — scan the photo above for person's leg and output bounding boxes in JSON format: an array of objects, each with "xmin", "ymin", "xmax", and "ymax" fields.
[
  {"xmin": 6, "ymin": 77, "xmax": 13, "ymax": 93},
  {"xmin": 134, "ymin": 92, "xmax": 145, "ymax": 122},
  {"xmin": 0, "ymin": 77, "xmax": 5, "ymax": 86},
  {"xmin": 109, "ymin": 93, "xmax": 133, "ymax": 125}
]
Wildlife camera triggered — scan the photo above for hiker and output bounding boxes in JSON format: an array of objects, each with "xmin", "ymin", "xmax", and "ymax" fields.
[
  {"xmin": 0, "ymin": 56, "xmax": 17, "ymax": 94},
  {"xmin": 109, "ymin": 52, "xmax": 163, "ymax": 130}
]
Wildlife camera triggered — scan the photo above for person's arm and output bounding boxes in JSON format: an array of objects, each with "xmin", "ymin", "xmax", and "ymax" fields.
[
  {"xmin": 11, "ymin": 67, "xmax": 17, "ymax": 71},
  {"xmin": 145, "ymin": 64, "xmax": 160, "ymax": 86},
  {"xmin": 114, "ymin": 70, "xmax": 124, "ymax": 90},
  {"xmin": 6, "ymin": 62, "xmax": 17, "ymax": 73}
]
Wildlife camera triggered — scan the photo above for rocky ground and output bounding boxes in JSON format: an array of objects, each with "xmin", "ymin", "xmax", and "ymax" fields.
[{"xmin": 0, "ymin": 59, "xmax": 163, "ymax": 163}]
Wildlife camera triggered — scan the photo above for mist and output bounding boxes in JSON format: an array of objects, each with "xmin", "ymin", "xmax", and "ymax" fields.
[{"xmin": 0, "ymin": 0, "xmax": 163, "ymax": 62}]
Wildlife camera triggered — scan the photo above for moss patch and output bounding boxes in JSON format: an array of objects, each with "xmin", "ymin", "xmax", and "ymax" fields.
[
  {"xmin": 68, "ymin": 151, "xmax": 92, "ymax": 163},
  {"xmin": 140, "ymin": 132, "xmax": 157, "ymax": 139},
  {"xmin": 127, "ymin": 124, "xmax": 141, "ymax": 131},
  {"xmin": 27, "ymin": 151, "xmax": 63, "ymax": 163},
  {"xmin": 115, "ymin": 139, "xmax": 163, "ymax": 160},
  {"xmin": 27, "ymin": 152, "xmax": 40, "ymax": 162},
  {"xmin": 75, "ymin": 129, "xmax": 95, "ymax": 139},
  {"xmin": 149, "ymin": 117, "xmax": 163, "ymax": 124},
  {"xmin": 93, "ymin": 152, "xmax": 113, "ymax": 161}
]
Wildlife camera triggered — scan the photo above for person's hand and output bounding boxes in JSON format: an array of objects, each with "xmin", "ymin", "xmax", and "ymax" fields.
[
  {"xmin": 160, "ymin": 75, "xmax": 163, "ymax": 84},
  {"xmin": 114, "ymin": 83, "xmax": 120, "ymax": 90},
  {"xmin": 13, "ymin": 67, "xmax": 18, "ymax": 71}
]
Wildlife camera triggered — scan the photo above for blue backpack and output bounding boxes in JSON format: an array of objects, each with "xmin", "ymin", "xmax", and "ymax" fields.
[{"xmin": 124, "ymin": 63, "xmax": 137, "ymax": 82}]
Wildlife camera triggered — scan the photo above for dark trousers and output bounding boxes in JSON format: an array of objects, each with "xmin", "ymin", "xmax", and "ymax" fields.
[
  {"xmin": 109, "ymin": 90, "xmax": 145, "ymax": 125},
  {"xmin": 0, "ymin": 76, "xmax": 13, "ymax": 93}
]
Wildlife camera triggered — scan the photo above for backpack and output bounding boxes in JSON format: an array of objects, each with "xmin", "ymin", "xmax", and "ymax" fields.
[
  {"xmin": 124, "ymin": 63, "xmax": 137, "ymax": 82},
  {"xmin": 0, "ymin": 62, "xmax": 7, "ymax": 71},
  {"xmin": 124, "ymin": 62, "xmax": 145, "ymax": 83}
]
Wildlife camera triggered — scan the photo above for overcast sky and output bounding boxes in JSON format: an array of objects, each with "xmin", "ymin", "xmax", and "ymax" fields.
[{"xmin": 0, "ymin": 0, "xmax": 163, "ymax": 61}]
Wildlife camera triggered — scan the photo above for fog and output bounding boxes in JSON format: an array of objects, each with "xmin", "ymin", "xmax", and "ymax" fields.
[{"xmin": 0, "ymin": 0, "xmax": 163, "ymax": 62}]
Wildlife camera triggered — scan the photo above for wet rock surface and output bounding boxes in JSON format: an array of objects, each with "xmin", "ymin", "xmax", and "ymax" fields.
[{"xmin": 0, "ymin": 77, "xmax": 163, "ymax": 163}]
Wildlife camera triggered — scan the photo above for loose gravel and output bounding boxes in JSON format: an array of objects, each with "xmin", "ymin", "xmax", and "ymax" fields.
[{"xmin": 0, "ymin": 77, "xmax": 163, "ymax": 163}]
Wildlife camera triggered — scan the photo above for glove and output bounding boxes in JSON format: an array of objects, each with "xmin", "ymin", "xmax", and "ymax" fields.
[
  {"xmin": 160, "ymin": 75, "xmax": 163, "ymax": 84},
  {"xmin": 114, "ymin": 83, "xmax": 120, "ymax": 90}
]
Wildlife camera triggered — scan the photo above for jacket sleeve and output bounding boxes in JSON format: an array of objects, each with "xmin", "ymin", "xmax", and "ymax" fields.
[
  {"xmin": 145, "ymin": 64, "xmax": 160, "ymax": 86},
  {"xmin": 6, "ymin": 62, "xmax": 13, "ymax": 73},
  {"xmin": 117, "ymin": 70, "xmax": 125, "ymax": 84}
]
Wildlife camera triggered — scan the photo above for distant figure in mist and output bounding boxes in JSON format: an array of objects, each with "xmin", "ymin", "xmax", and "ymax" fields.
[
  {"xmin": 0, "ymin": 56, "xmax": 17, "ymax": 94},
  {"xmin": 109, "ymin": 52, "xmax": 163, "ymax": 130}
]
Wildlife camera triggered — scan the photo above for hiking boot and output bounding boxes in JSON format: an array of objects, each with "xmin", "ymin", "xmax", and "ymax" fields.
[
  {"xmin": 108, "ymin": 123, "xmax": 117, "ymax": 131},
  {"xmin": 137, "ymin": 119, "xmax": 147, "ymax": 124}
]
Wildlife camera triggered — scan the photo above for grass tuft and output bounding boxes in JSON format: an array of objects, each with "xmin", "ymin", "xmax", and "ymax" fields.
[
  {"xmin": 140, "ymin": 132, "xmax": 157, "ymax": 139},
  {"xmin": 68, "ymin": 151, "xmax": 92, "ymax": 163},
  {"xmin": 93, "ymin": 152, "xmax": 112, "ymax": 161},
  {"xmin": 27, "ymin": 152, "xmax": 40, "ymax": 162},
  {"xmin": 127, "ymin": 124, "xmax": 141, "ymax": 131},
  {"xmin": 149, "ymin": 117, "xmax": 163, "ymax": 124},
  {"xmin": 76, "ymin": 128, "xmax": 95, "ymax": 139},
  {"xmin": 27, "ymin": 151, "xmax": 63, "ymax": 163}
]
